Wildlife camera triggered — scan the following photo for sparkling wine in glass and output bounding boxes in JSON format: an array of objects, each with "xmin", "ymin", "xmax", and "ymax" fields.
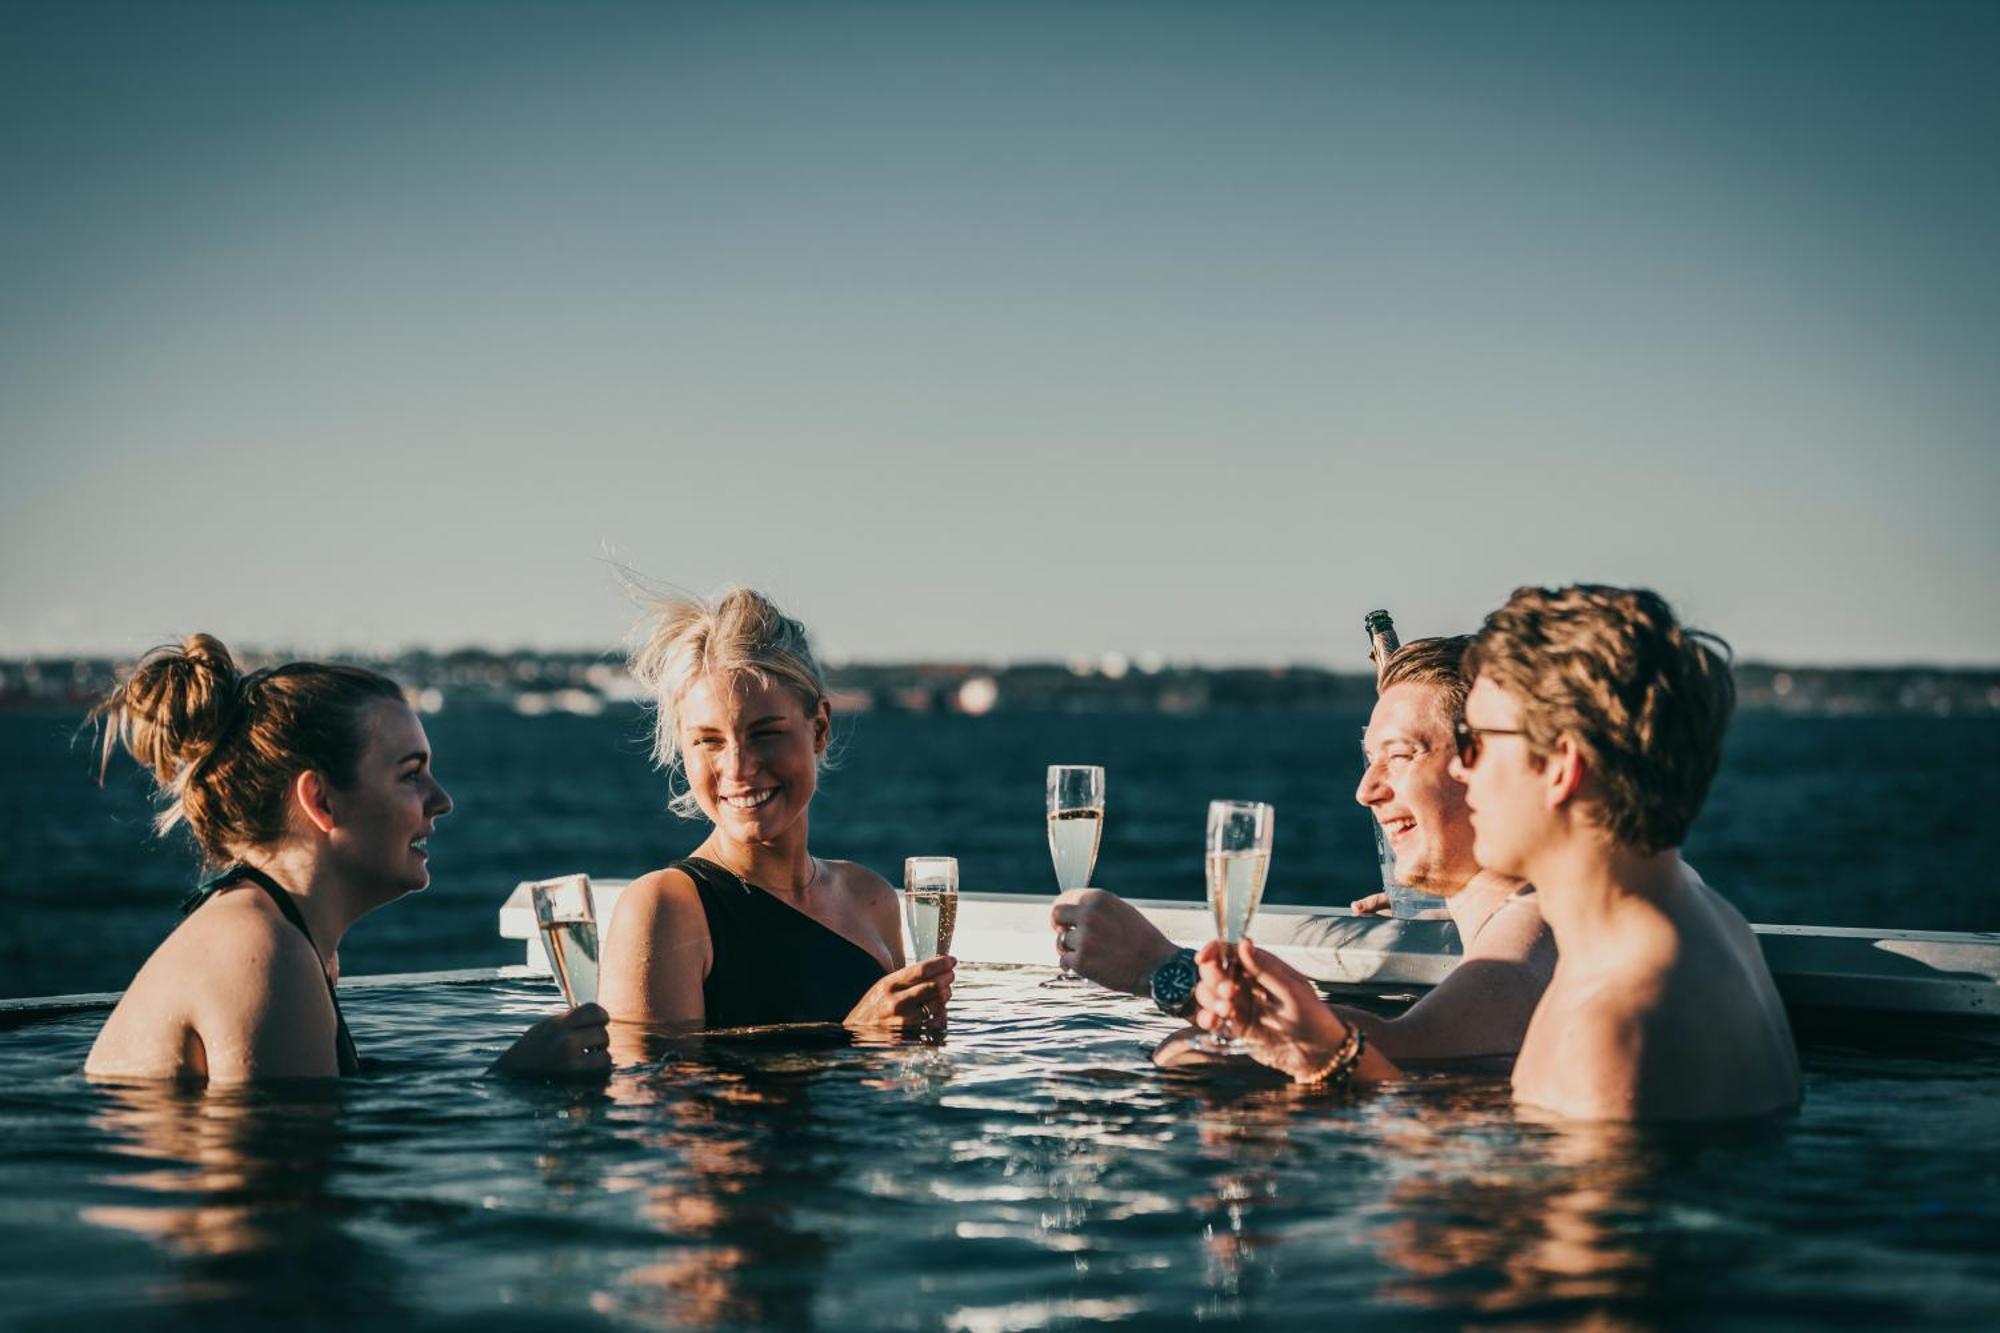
[
  {"xmin": 1045, "ymin": 765, "xmax": 1104, "ymax": 983},
  {"xmin": 903, "ymin": 856, "xmax": 959, "ymax": 962},
  {"xmin": 529, "ymin": 873, "xmax": 600, "ymax": 1007},
  {"xmin": 1201, "ymin": 800, "xmax": 1273, "ymax": 1052}
]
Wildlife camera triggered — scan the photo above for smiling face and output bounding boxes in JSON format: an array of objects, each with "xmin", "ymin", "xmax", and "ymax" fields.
[
  {"xmin": 1355, "ymin": 681, "xmax": 1480, "ymax": 893},
  {"xmin": 1449, "ymin": 675, "xmax": 1544, "ymax": 879},
  {"xmin": 677, "ymin": 672, "xmax": 830, "ymax": 845},
  {"xmin": 323, "ymin": 699, "xmax": 452, "ymax": 898}
]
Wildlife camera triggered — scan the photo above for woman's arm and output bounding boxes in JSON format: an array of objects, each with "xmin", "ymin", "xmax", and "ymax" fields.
[{"xmin": 598, "ymin": 867, "xmax": 710, "ymax": 1031}]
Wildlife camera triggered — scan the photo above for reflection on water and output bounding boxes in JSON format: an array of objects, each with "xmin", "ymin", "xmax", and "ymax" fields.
[
  {"xmin": 0, "ymin": 970, "xmax": 1993, "ymax": 1329},
  {"xmin": 591, "ymin": 1048, "xmax": 846, "ymax": 1329},
  {"xmin": 83, "ymin": 1081, "xmax": 409, "ymax": 1322},
  {"xmin": 1375, "ymin": 1103, "xmax": 1667, "ymax": 1318}
]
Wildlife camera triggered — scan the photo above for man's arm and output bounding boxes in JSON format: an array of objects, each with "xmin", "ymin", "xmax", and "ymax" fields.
[{"xmin": 1336, "ymin": 901, "xmax": 1556, "ymax": 1063}]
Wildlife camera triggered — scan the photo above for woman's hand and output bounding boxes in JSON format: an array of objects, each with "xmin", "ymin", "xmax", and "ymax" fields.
[
  {"xmin": 1193, "ymin": 939, "xmax": 1351, "ymax": 1083},
  {"xmin": 490, "ymin": 1003, "xmax": 613, "ymax": 1079},
  {"xmin": 844, "ymin": 956, "xmax": 955, "ymax": 1032}
]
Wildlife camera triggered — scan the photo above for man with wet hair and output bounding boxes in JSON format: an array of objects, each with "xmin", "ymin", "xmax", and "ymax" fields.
[
  {"xmin": 1445, "ymin": 584, "xmax": 1799, "ymax": 1119},
  {"xmin": 1053, "ymin": 635, "xmax": 1555, "ymax": 1067}
]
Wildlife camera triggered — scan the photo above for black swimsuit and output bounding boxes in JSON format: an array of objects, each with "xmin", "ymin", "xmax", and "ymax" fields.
[
  {"xmin": 182, "ymin": 864, "xmax": 362, "ymax": 1076},
  {"xmin": 674, "ymin": 857, "xmax": 889, "ymax": 1028}
]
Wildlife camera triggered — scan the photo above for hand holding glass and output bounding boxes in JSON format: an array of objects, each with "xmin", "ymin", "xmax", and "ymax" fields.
[
  {"xmin": 1202, "ymin": 800, "xmax": 1274, "ymax": 1052},
  {"xmin": 530, "ymin": 874, "xmax": 600, "ymax": 1007},
  {"xmin": 903, "ymin": 857, "xmax": 959, "ymax": 962},
  {"xmin": 1046, "ymin": 765, "xmax": 1104, "ymax": 983}
]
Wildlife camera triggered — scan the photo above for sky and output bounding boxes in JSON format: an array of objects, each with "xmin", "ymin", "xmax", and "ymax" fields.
[{"xmin": 2, "ymin": 1, "xmax": 1996, "ymax": 666}]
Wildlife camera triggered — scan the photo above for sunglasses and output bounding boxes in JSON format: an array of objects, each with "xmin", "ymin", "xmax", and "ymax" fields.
[{"xmin": 1452, "ymin": 719, "xmax": 1527, "ymax": 768}]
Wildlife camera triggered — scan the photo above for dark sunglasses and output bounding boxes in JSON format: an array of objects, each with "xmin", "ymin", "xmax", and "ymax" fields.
[{"xmin": 1453, "ymin": 719, "xmax": 1527, "ymax": 768}]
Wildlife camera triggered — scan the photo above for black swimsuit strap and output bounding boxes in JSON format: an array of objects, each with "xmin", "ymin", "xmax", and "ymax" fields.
[{"xmin": 184, "ymin": 863, "xmax": 362, "ymax": 1077}]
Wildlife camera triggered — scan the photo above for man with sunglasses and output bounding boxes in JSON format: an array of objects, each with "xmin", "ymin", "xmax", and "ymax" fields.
[
  {"xmin": 1054, "ymin": 636, "xmax": 1555, "ymax": 1069},
  {"xmin": 1195, "ymin": 585, "xmax": 1800, "ymax": 1119}
]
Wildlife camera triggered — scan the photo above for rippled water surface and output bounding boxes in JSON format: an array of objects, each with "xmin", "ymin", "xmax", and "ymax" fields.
[{"xmin": 3, "ymin": 969, "xmax": 1996, "ymax": 1331}]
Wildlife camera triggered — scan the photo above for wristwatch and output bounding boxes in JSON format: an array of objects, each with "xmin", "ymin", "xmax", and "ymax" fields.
[{"xmin": 1148, "ymin": 947, "xmax": 1200, "ymax": 1019}]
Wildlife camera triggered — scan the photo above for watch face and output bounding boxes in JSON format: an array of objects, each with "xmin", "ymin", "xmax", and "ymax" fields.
[{"xmin": 1152, "ymin": 949, "xmax": 1199, "ymax": 1015}]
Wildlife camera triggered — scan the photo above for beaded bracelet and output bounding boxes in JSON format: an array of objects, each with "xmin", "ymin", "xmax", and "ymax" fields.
[{"xmin": 1298, "ymin": 1023, "xmax": 1367, "ymax": 1089}]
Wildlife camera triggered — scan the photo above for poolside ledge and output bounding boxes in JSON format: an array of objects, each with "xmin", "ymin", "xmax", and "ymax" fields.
[{"xmin": 499, "ymin": 881, "xmax": 1999, "ymax": 1023}]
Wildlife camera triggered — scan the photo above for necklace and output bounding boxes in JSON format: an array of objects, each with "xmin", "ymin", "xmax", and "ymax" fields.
[{"xmin": 711, "ymin": 848, "xmax": 820, "ymax": 896}]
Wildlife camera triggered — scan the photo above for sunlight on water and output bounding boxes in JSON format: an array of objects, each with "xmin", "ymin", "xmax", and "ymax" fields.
[{"xmin": 1, "ymin": 967, "xmax": 1996, "ymax": 1328}]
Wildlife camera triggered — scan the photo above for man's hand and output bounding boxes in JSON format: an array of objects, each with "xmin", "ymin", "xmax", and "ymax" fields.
[
  {"xmin": 844, "ymin": 956, "xmax": 955, "ymax": 1033},
  {"xmin": 1192, "ymin": 940, "xmax": 1351, "ymax": 1083},
  {"xmin": 1349, "ymin": 892, "xmax": 1391, "ymax": 915},
  {"xmin": 491, "ymin": 1004, "xmax": 613, "ymax": 1079},
  {"xmin": 1051, "ymin": 889, "xmax": 1180, "ymax": 996}
]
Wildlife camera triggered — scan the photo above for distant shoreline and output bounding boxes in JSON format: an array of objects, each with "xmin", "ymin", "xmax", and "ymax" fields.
[{"xmin": 6, "ymin": 652, "xmax": 1996, "ymax": 718}]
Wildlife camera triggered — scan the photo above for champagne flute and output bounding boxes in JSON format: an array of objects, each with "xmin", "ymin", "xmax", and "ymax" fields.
[
  {"xmin": 903, "ymin": 857, "xmax": 959, "ymax": 962},
  {"xmin": 529, "ymin": 873, "xmax": 600, "ymax": 1006},
  {"xmin": 1045, "ymin": 764, "xmax": 1104, "ymax": 984},
  {"xmin": 1200, "ymin": 800, "xmax": 1273, "ymax": 1052}
]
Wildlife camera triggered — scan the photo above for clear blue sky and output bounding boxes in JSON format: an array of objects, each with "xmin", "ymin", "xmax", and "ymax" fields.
[{"xmin": 3, "ymin": 1, "xmax": 1995, "ymax": 665}]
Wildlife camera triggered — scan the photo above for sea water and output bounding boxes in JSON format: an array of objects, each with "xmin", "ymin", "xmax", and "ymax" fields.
[
  {"xmin": 4, "ymin": 707, "xmax": 1996, "ymax": 999},
  {"xmin": 0, "ymin": 969, "xmax": 1994, "ymax": 1328}
]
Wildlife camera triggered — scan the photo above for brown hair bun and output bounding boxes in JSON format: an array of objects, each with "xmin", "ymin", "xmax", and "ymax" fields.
[{"xmin": 91, "ymin": 635, "xmax": 404, "ymax": 864}]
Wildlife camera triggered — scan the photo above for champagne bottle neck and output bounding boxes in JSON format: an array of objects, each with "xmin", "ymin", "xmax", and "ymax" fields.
[{"xmin": 1364, "ymin": 610, "xmax": 1399, "ymax": 685}]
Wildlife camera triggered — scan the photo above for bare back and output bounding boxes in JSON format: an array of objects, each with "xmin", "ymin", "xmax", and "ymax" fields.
[
  {"xmin": 1513, "ymin": 868, "xmax": 1799, "ymax": 1121},
  {"xmin": 85, "ymin": 889, "xmax": 343, "ymax": 1083}
]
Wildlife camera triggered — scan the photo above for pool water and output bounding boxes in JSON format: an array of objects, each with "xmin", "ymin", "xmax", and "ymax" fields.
[{"xmin": 2, "ymin": 967, "xmax": 1996, "ymax": 1331}]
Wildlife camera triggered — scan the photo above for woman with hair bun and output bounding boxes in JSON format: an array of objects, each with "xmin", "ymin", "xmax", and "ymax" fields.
[
  {"xmin": 85, "ymin": 634, "xmax": 609, "ymax": 1083},
  {"xmin": 599, "ymin": 588, "xmax": 954, "ymax": 1035}
]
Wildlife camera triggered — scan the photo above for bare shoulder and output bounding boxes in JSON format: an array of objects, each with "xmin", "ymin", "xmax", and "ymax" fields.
[
  {"xmin": 600, "ymin": 865, "xmax": 711, "ymax": 1025},
  {"xmin": 823, "ymin": 860, "xmax": 903, "ymax": 962},
  {"xmin": 1684, "ymin": 871, "xmax": 1764, "ymax": 952},
  {"xmin": 143, "ymin": 893, "xmax": 335, "ymax": 1082},
  {"xmin": 602, "ymin": 865, "xmax": 712, "ymax": 967},
  {"xmin": 168, "ymin": 890, "xmax": 323, "ymax": 1005},
  {"xmin": 186, "ymin": 880, "xmax": 330, "ymax": 1008},
  {"xmin": 612, "ymin": 865, "xmax": 706, "ymax": 928},
  {"xmin": 822, "ymin": 858, "xmax": 896, "ymax": 908},
  {"xmin": 1464, "ymin": 893, "xmax": 1555, "ymax": 970}
]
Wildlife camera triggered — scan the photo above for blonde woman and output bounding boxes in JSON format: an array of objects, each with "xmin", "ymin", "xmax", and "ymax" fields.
[
  {"xmin": 600, "ymin": 588, "xmax": 953, "ymax": 1034},
  {"xmin": 85, "ymin": 635, "xmax": 608, "ymax": 1084}
]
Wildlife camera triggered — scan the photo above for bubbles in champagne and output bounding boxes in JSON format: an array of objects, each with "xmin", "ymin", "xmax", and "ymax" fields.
[
  {"xmin": 1047, "ymin": 808, "xmax": 1103, "ymax": 890},
  {"xmin": 1206, "ymin": 850, "xmax": 1270, "ymax": 944},
  {"xmin": 905, "ymin": 891, "xmax": 958, "ymax": 961}
]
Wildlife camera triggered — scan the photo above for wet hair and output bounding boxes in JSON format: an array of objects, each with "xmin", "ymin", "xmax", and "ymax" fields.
[
  {"xmin": 626, "ymin": 587, "xmax": 829, "ymax": 819},
  {"xmin": 1463, "ymin": 584, "xmax": 1735, "ymax": 854},
  {"xmin": 1377, "ymin": 635, "xmax": 1473, "ymax": 731},
  {"xmin": 90, "ymin": 634, "xmax": 405, "ymax": 865}
]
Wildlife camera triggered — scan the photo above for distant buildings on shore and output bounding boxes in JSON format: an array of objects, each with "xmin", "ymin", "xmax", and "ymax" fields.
[{"xmin": 4, "ymin": 649, "xmax": 1997, "ymax": 718}]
